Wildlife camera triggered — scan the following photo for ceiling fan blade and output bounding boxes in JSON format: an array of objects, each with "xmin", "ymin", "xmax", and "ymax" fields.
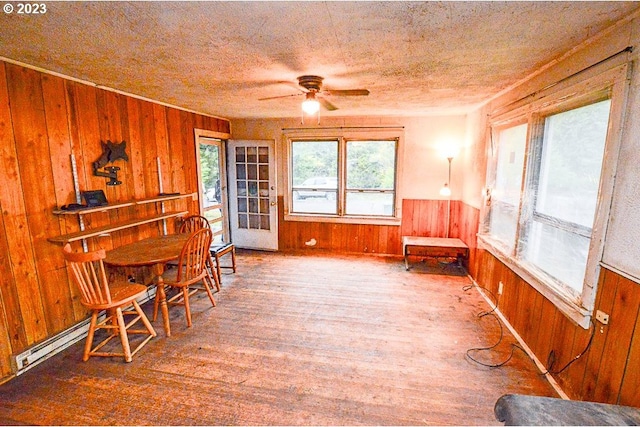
[
  {"xmin": 258, "ymin": 93, "xmax": 305, "ymax": 101},
  {"xmin": 319, "ymin": 97, "xmax": 338, "ymax": 111},
  {"xmin": 323, "ymin": 89, "xmax": 370, "ymax": 97}
]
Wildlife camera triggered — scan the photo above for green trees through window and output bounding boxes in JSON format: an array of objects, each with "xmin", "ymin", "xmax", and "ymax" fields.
[{"xmin": 290, "ymin": 138, "xmax": 397, "ymax": 217}]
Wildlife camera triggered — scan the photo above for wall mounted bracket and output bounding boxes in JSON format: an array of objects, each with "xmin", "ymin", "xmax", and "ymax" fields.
[{"xmin": 93, "ymin": 165, "xmax": 122, "ymax": 186}]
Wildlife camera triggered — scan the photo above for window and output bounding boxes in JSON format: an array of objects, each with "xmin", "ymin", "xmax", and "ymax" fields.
[
  {"xmin": 523, "ymin": 100, "xmax": 610, "ymax": 293},
  {"xmin": 291, "ymin": 140, "xmax": 338, "ymax": 215},
  {"xmin": 345, "ymin": 140, "xmax": 396, "ymax": 216},
  {"xmin": 488, "ymin": 123, "xmax": 527, "ymax": 254},
  {"xmin": 287, "ymin": 131, "xmax": 400, "ymax": 222},
  {"xmin": 481, "ymin": 91, "xmax": 618, "ymax": 328}
]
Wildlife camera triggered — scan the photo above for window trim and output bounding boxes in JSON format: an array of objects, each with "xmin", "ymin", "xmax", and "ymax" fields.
[
  {"xmin": 283, "ymin": 129, "xmax": 403, "ymax": 225},
  {"xmin": 480, "ymin": 63, "xmax": 629, "ymax": 329}
]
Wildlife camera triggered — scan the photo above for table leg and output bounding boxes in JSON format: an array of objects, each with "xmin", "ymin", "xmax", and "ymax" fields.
[
  {"xmin": 152, "ymin": 263, "xmax": 171, "ymax": 337},
  {"xmin": 404, "ymin": 246, "xmax": 410, "ymax": 271}
]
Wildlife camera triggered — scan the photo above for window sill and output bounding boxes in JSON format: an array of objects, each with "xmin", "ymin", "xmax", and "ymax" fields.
[
  {"xmin": 477, "ymin": 234, "xmax": 591, "ymax": 329},
  {"xmin": 284, "ymin": 213, "xmax": 401, "ymax": 226}
]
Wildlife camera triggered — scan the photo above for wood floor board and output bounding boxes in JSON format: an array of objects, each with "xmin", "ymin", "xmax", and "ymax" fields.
[{"xmin": 0, "ymin": 250, "xmax": 557, "ymax": 425}]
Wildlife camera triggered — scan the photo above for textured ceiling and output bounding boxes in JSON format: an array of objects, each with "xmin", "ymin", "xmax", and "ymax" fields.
[{"xmin": 1, "ymin": 1, "xmax": 639, "ymax": 119}]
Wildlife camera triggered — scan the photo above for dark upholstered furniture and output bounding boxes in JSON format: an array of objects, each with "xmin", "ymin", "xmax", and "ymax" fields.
[{"xmin": 495, "ymin": 394, "xmax": 640, "ymax": 426}]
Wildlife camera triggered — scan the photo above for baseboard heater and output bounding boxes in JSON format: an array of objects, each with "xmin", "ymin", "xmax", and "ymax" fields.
[{"xmin": 11, "ymin": 288, "xmax": 157, "ymax": 376}]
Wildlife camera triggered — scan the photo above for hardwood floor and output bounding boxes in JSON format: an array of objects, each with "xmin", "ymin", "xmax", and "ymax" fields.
[{"xmin": 0, "ymin": 251, "xmax": 557, "ymax": 425}]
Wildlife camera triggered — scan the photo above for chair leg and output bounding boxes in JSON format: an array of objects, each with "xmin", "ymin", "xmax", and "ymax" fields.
[
  {"xmin": 183, "ymin": 287, "xmax": 192, "ymax": 327},
  {"xmin": 152, "ymin": 284, "xmax": 161, "ymax": 321},
  {"xmin": 115, "ymin": 307, "xmax": 133, "ymax": 363},
  {"xmin": 230, "ymin": 246, "xmax": 237, "ymax": 273},
  {"xmin": 83, "ymin": 311, "xmax": 99, "ymax": 362},
  {"xmin": 206, "ymin": 255, "xmax": 220, "ymax": 292},
  {"xmin": 202, "ymin": 275, "xmax": 217, "ymax": 308},
  {"xmin": 214, "ymin": 253, "xmax": 223, "ymax": 284},
  {"xmin": 133, "ymin": 300, "xmax": 157, "ymax": 337}
]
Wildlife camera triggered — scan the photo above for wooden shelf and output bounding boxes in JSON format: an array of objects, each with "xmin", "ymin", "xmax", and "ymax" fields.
[
  {"xmin": 52, "ymin": 193, "xmax": 196, "ymax": 215},
  {"xmin": 48, "ymin": 211, "xmax": 189, "ymax": 243}
]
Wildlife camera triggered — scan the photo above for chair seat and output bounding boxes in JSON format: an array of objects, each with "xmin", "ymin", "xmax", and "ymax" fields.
[
  {"xmin": 161, "ymin": 267, "xmax": 203, "ymax": 285},
  {"xmin": 210, "ymin": 242, "xmax": 233, "ymax": 253},
  {"xmin": 209, "ymin": 242, "xmax": 236, "ymax": 283},
  {"xmin": 82, "ymin": 283, "xmax": 148, "ymax": 310}
]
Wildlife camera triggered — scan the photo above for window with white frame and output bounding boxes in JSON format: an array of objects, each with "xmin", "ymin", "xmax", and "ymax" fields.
[
  {"xmin": 288, "ymin": 135, "xmax": 399, "ymax": 220},
  {"xmin": 488, "ymin": 123, "xmax": 527, "ymax": 254},
  {"xmin": 522, "ymin": 100, "xmax": 611, "ymax": 294},
  {"xmin": 481, "ymin": 88, "xmax": 618, "ymax": 327}
]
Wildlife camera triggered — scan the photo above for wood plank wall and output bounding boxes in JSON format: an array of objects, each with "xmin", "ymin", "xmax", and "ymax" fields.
[
  {"xmin": 277, "ymin": 198, "xmax": 474, "ymax": 256},
  {"xmin": 0, "ymin": 61, "xmax": 229, "ymax": 381},
  {"xmin": 462, "ymin": 203, "xmax": 640, "ymax": 407}
]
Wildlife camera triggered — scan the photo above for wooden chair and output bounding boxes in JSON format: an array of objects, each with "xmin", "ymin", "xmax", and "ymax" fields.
[
  {"xmin": 178, "ymin": 215, "xmax": 222, "ymax": 291},
  {"xmin": 179, "ymin": 215, "xmax": 210, "ymax": 234},
  {"xmin": 210, "ymin": 241, "xmax": 237, "ymax": 283},
  {"xmin": 154, "ymin": 228, "xmax": 217, "ymax": 328},
  {"xmin": 62, "ymin": 244, "xmax": 156, "ymax": 363},
  {"xmin": 182, "ymin": 213, "xmax": 237, "ymax": 284}
]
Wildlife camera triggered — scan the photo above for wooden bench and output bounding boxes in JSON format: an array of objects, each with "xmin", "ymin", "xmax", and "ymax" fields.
[{"xmin": 402, "ymin": 236, "xmax": 469, "ymax": 271}]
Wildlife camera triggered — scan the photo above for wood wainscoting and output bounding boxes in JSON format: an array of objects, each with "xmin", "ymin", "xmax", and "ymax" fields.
[
  {"xmin": 0, "ymin": 60, "xmax": 229, "ymax": 381},
  {"xmin": 278, "ymin": 198, "xmax": 480, "ymax": 259},
  {"xmin": 473, "ymin": 249, "xmax": 640, "ymax": 406},
  {"xmin": 415, "ymin": 199, "xmax": 640, "ymax": 407}
]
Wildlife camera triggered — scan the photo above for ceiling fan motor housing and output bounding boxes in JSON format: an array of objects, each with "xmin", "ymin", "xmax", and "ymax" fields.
[{"xmin": 298, "ymin": 75, "xmax": 324, "ymax": 92}]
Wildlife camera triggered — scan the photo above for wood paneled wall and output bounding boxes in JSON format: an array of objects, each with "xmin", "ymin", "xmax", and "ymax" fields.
[
  {"xmin": 462, "ymin": 202, "xmax": 640, "ymax": 406},
  {"xmin": 278, "ymin": 198, "xmax": 479, "ymax": 257},
  {"xmin": 0, "ymin": 61, "xmax": 229, "ymax": 381}
]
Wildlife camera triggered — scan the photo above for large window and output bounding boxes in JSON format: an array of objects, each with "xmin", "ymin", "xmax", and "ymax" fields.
[
  {"xmin": 291, "ymin": 140, "xmax": 338, "ymax": 215},
  {"xmin": 523, "ymin": 100, "xmax": 610, "ymax": 293},
  {"xmin": 481, "ymin": 92, "xmax": 616, "ymax": 327},
  {"xmin": 345, "ymin": 140, "xmax": 396, "ymax": 216},
  {"xmin": 288, "ymin": 134, "xmax": 399, "ymax": 221}
]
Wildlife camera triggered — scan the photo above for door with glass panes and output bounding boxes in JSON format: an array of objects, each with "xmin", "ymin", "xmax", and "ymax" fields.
[
  {"xmin": 227, "ymin": 140, "xmax": 278, "ymax": 250},
  {"xmin": 196, "ymin": 135, "xmax": 230, "ymax": 244}
]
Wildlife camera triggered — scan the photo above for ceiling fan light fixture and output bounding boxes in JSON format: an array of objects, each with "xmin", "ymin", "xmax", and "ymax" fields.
[{"xmin": 301, "ymin": 92, "xmax": 320, "ymax": 115}]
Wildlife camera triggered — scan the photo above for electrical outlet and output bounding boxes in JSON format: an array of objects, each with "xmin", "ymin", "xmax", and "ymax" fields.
[
  {"xmin": 498, "ymin": 281, "xmax": 504, "ymax": 295},
  {"xmin": 595, "ymin": 310, "xmax": 609, "ymax": 325}
]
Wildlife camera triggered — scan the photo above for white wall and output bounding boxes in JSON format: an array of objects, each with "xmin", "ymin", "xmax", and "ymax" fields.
[
  {"xmin": 230, "ymin": 115, "xmax": 467, "ymax": 201},
  {"xmin": 601, "ymin": 18, "xmax": 640, "ymax": 279}
]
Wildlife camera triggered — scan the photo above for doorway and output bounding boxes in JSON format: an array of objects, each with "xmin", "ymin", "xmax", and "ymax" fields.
[
  {"xmin": 195, "ymin": 132, "xmax": 230, "ymax": 244},
  {"xmin": 227, "ymin": 139, "xmax": 278, "ymax": 250}
]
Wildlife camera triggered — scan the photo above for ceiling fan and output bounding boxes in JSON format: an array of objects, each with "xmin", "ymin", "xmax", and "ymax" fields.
[{"xmin": 259, "ymin": 75, "xmax": 370, "ymax": 113}]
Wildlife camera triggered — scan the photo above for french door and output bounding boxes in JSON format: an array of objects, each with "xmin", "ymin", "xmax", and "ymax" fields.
[{"xmin": 227, "ymin": 139, "xmax": 278, "ymax": 250}]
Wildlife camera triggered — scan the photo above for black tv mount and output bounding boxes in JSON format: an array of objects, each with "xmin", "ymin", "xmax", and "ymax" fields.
[
  {"xmin": 94, "ymin": 165, "xmax": 122, "ymax": 186},
  {"xmin": 92, "ymin": 140, "xmax": 128, "ymax": 185}
]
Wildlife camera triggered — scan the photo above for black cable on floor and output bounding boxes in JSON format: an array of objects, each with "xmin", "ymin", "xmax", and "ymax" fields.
[
  {"xmin": 463, "ymin": 283, "xmax": 596, "ymax": 374},
  {"xmin": 462, "ymin": 284, "xmax": 527, "ymax": 368}
]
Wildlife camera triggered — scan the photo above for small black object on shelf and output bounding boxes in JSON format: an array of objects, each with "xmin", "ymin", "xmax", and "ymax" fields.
[{"xmin": 60, "ymin": 203, "xmax": 88, "ymax": 211}]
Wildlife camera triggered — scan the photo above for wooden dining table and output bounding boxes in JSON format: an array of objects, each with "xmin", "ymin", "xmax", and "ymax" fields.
[{"xmin": 104, "ymin": 233, "xmax": 189, "ymax": 337}]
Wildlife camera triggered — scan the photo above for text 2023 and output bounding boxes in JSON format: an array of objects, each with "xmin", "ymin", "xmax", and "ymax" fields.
[{"xmin": 17, "ymin": 3, "xmax": 47, "ymax": 13}]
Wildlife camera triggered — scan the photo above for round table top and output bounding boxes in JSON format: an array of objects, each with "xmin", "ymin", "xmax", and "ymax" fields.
[{"xmin": 104, "ymin": 233, "xmax": 189, "ymax": 267}]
